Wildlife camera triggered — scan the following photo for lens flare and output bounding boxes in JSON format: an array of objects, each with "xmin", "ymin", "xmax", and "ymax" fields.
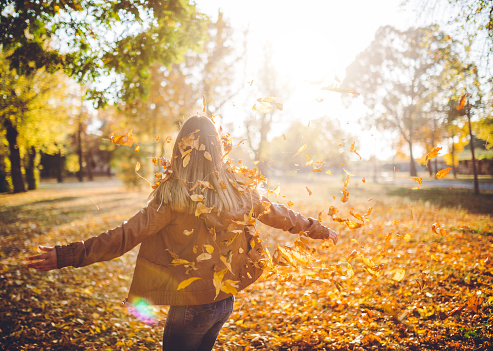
[{"xmin": 126, "ymin": 298, "xmax": 158, "ymax": 325}]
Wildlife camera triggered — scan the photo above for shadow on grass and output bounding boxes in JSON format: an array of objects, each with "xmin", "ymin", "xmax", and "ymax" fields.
[{"xmin": 386, "ymin": 187, "xmax": 493, "ymax": 215}]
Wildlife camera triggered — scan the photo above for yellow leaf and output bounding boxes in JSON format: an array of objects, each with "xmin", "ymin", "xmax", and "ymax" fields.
[
  {"xmin": 110, "ymin": 129, "xmax": 134, "ymax": 147},
  {"xmin": 392, "ymin": 268, "xmax": 405, "ymax": 281},
  {"xmin": 177, "ymin": 277, "xmax": 201, "ymax": 290},
  {"xmin": 404, "ymin": 233, "xmax": 411, "ymax": 241},
  {"xmin": 204, "ymin": 151, "xmax": 212, "ymax": 161},
  {"xmin": 190, "ymin": 194, "xmax": 205, "ymax": 202},
  {"xmin": 196, "ymin": 253, "xmax": 212, "ymax": 262},
  {"xmin": 195, "ymin": 202, "xmax": 212, "ymax": 217},
  {"xmin": 183, "ymin": 229, "xmax": 194, "ymax": 236},
  {"xmin": 183, "ymin": 154, "xmax": 190, "ymax": 168},
  {"xmin": 326, "ymin": 169, "xmax": 332, "ymax": 175},
  {"xmin": 172, "ymin": 259, "xmax": 191, "ymax": 265},
  {"xmin": 294, "ymin": 144, "xmax": 307, "ymax": 156},
  {"xmin": 436, "ymin": 168, "xmax": 452, "ymax": 179},
  {"xmin": 275, "ymin": 102, "xmax": 283, "ymax": 111},
  {"xmin": 204, "ymin": 245, "xmax": 214, "ymax": 254},
  {"xmin": 361, "ymin": 256, "xmax": 375, "ymax": 267},
  {"xmin": 135, "ymin": 162, "xmax": 141, "ymax": 172},
  {"xmin": 135, "ymin": 145, "xmax": 141, "ymax": 152},
  {"xmin": 213, "ymin": 268, "xmax": 228, "ymax": 298},
  {"xmin": 411, "ymin": 187, "xmax": 420, "ymax": 190},
  {"xmin": 221, "ymin": 280, "xmax": 239, "ymax": 295}
]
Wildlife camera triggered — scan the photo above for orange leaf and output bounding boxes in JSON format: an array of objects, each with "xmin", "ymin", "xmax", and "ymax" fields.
[
  {"xmin": 425, "ymin": 147, "xmax": 442, "ymax": 162},
  {"xmin": 166, "ymin": 136, "xmax": 172, "ymax": 143},
  {"xmin": 345, "ymin": 221, "xmax": 363, "ymax": 229},
  {"xmin": 306, "ymin": 186, "xmax": 312, "ymax": 196},
  {"xmin": 135, "ymin": 162, "xmax": 141, "ymax": 172},
  {"xmin": 412, "ymin": 177, "xmax": 422, "ymax": 184},
  {"xmin": 436, "ymin": 168, "xmax": 452, "ymax": 179},
  {"xmin": 135, "ymin": 145, "xmax": 141, "ymax": 152},
  {"xmin": 457, "ymin": 93, "xmax": 467, "ymax": 111},
  {"xmin": 344, "ymin": 175, "xmax": 350, "ymax": 187}
]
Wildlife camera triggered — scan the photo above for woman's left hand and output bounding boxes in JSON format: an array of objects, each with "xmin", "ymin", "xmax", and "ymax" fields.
[{"xmin": 26, "ymin": 245, "xmax": 58, "ymax": 271}]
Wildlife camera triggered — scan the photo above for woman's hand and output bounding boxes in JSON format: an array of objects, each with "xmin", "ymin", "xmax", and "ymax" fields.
[{"xmin": 26, "ymin": 245, "xmax": 58, "ymax": 271}]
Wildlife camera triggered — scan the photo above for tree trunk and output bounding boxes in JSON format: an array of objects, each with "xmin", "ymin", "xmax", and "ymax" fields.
[
  {"xmin": 0, "ymin": 144, "xmax": 11, "ymax": 193},
  {"xmin": 25, "ymin": 145, "xmax": 37, "ymax": 190},
  {"xmin": 56, "ymin": 151, "xmax": 63, "ymax": 183},
  {"xmin": 77, "ymin": 119, "xmax": 84, "ymax": 182},
  {"xmin": 408, "ymin": 141, "xmax": 417, "ymax": 177},
  {"xmin": 4, "ymin": 119, "xmax": 26, "ymax": 193},
  {"xmin": 450, "ymin": 138, "xmax": 457, "ymax": 178},
  {"xmin": 467, "ymin": 103, "xmax": 479, "ymax": 195}
]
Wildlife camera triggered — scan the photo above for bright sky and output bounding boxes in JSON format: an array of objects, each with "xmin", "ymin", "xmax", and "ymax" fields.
[{"xmin": 196, "ymin": 0, "xmax": 415, "ymax": 160}]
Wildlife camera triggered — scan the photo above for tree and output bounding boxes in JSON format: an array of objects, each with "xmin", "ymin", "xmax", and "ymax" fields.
[
  {"xmin": 1, "ymin": 0, "xmax": 207, "ymax": 107},
  {"xmin": 408, "ymin": 0, "xmax": 493, "ymax": 65},
  {"xmin": 0, "ymin": 50, "xmax": 78, "ymax": 192},
  {"xmin": 342, "ymin": 26, "xmax": 466, "ymax": 176}
]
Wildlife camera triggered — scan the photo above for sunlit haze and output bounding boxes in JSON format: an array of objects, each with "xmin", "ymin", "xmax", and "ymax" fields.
[{"xmin": 196, "ymin": 0, "xmax": 413, "ymax": 160}]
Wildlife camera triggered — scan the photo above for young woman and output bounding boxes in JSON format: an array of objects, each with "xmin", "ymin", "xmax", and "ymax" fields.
[{"xmin": 26, "ymin": 114, "xmax": 338, "ymax": 351}]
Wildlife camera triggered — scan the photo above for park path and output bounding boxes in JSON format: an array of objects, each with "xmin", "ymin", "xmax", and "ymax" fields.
[{"xmin": 379, "ymin": 177, "xmax": 493, "ymax": 190}]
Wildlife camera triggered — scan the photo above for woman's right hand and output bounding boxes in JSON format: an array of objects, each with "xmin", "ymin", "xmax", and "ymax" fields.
[{"xmin": 25, "ymin": 245, "xmax": 58, "ymax": 271}]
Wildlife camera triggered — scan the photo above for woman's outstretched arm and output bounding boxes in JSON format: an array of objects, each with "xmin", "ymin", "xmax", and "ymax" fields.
[{"xmin": 26, "ymin": 245, "xmax": 57, "ymax": 271}]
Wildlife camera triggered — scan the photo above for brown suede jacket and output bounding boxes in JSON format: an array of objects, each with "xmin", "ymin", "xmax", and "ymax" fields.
[{"xmin": 55, "ymin": 197, "xmax": 338, "ymax": 306}]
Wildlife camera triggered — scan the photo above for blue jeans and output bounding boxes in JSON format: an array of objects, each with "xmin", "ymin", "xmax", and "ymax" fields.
[{"xmin": 162, "ymin": 295, "xmax": 234, "ymax": 351}]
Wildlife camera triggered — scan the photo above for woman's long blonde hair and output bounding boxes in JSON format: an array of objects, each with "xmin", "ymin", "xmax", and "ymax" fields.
[{"xmin": 150, "ymin": 114, "xmax": 257, "ymax": 214}]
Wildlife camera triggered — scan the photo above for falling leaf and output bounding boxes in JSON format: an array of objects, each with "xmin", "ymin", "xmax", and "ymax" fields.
[
  {"xmin": 326, "ymin": 169, "xmax": 332, "ymax": 175},
  {"xmin": 345, "ymin": 221, "xmax": 363, "ymax": 229},
  {"xmin": 183, "ymin": 229, "xmax": 194, "ymax": 236},
  {"xmin": 204, "ymin": 151, "xmax": 212, "ymax": 161},
  {"xmin": 322, "ymin": 85, "xmax": 360, "ymax": 95},
  {"xmin": 344, "ymin": 175, "xmax": 350, "ymax": 187},
  {"xmin": 110, "ymin": 130, "xmax": 134, "ymax": 147},
  {"xmin": 177, "ymin": 277, "xmax": 201, "ymax": 290},
  {"xmin": 221, "ymin": 280, "xmax": 240, "ymax": 295},
  {"xmin": 343, "ymin": 168, "xmax": 354, "ymax": 176},
  {"xmin": 425, "ymin": 147, "xmax": 442, "ymax": 162},
  {"xmin": 195, "ymin": 202, "xmax": 212, "ymax": 217},
  {"xmin": 340, "ymin": 188, "xmax": 349, "ymax": 203},
  {"xmin": 196, "ymin": 253, "xmax": 212, "ymax": 262},
  {"xmin": 392, "ymin": 269, "xmax": 406, "ymax": 282},
  {"xmin": 135, "ymin": 162, "xmax": 141, "ymax": 172},
  {"xmin": 457, "ymin": 93, "xmax": 468, "ymax": 111},
  {"xmin": 306, "ymin": 186, "xmax": 312, "ymax": 196},
  {"xmin": 190, "ymin": 194, "xmax": 205, "ymax": 202},
  {"xmin": 166, "ymin": 136, "xmax": 172, "ymax": 143},
  {"xmin": 204, "ymin": 245, "xmax": 214, "ymax": 254},
  {"xmin": 135, "ymin": 145, "xmax": 141, "ymax": 152},
  {"xmin": 275, "ymin": 102, "xmax": 283, "ymax": 111},
  {"xmin": 213, "ymin": 268, "xmax": 228, "ymax": 298},
  {"xmin": 350, "ymin": 142, "xmax": 362, "ymax": 159},
  {"xmin": 362, "ymin": 178, "xmax": 365, "ymax": 183},
  {"xmin": 404, "ymin": 233, "xmax": 411, "ymax": 241},
  {"xmin": 412, "ymin": 177, "xmax": 422, "ymax": 184},
  {"xmin": 411, "ymin": 187, "xmax": 420, "ymax": 190},
  {"xmin": 183, "ymin": 154, "xmax": 190, "ymax": 168},
  {"xmin": 436, "ymin": 168, "xmax": 452, "ymax": 179},
  {"xmin": 294, "ymin": 144, "xmax": 307, "ymax": 156}
]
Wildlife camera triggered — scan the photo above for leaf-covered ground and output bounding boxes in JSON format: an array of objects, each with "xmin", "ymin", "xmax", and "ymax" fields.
[{"xmin": 1, "ymin": 177, "xmax": 492, "ymax": 350}]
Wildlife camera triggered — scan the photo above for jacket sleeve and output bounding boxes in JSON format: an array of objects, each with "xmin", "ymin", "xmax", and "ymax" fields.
[
  {"xmin": 55, "ymin": 201, "xmax": 173, "ymax": 269},
  {"xmin": 254, "ymin": 197, "xmax": 338, "ymax": 244}
]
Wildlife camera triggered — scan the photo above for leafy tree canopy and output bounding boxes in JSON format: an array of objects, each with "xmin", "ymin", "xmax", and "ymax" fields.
[{"xmin": 0, "ymin": 0, "xmax": 207, "ymax": 107}]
